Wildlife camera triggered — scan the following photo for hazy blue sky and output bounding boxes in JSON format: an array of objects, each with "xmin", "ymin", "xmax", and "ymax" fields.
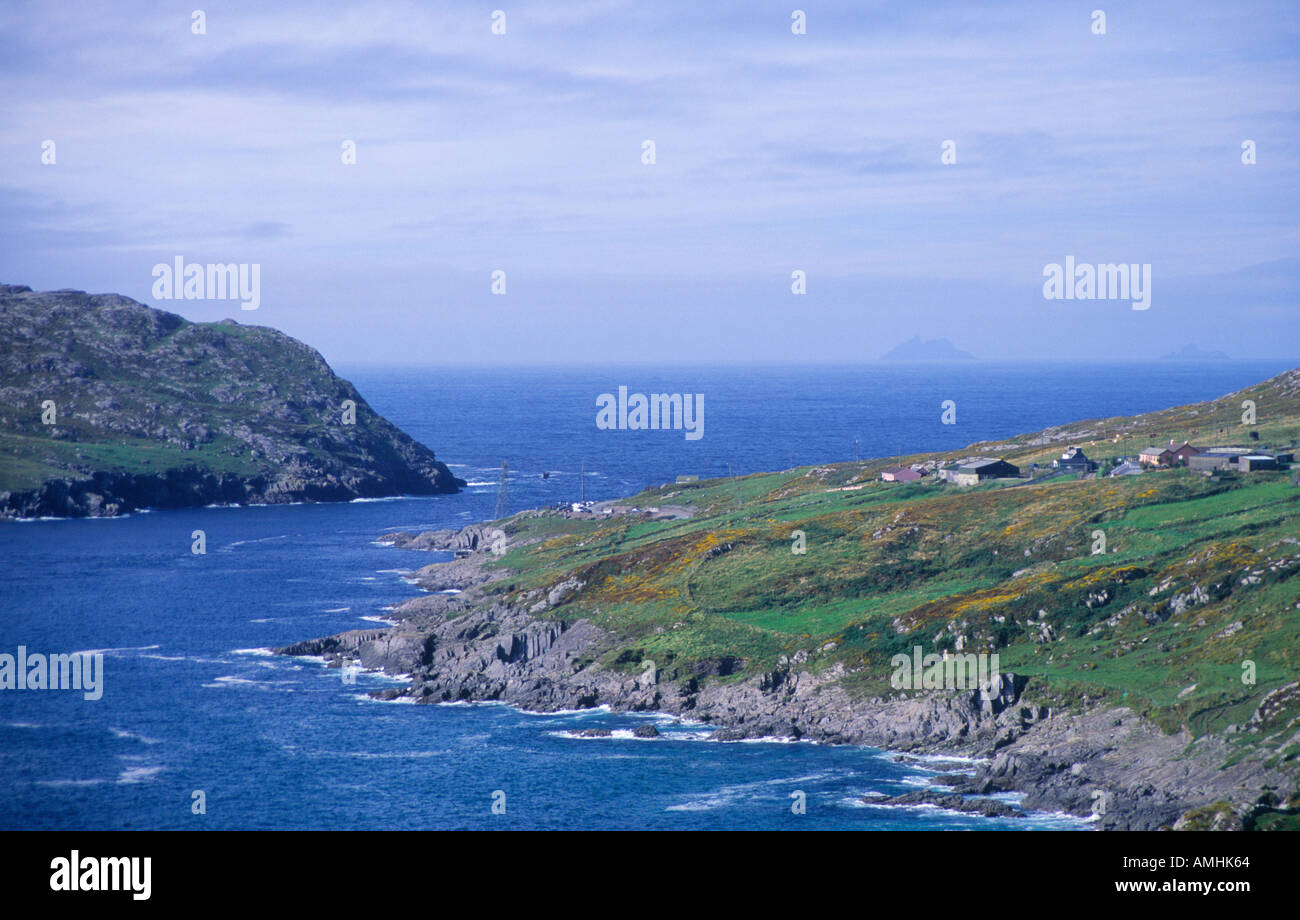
[{"xmin": 2, "ymin": 0, "xmax": 1298, "ymax": 364}]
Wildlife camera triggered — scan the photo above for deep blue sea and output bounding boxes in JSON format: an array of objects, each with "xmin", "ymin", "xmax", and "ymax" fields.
[{"xmin": 1, "ymin": 361, "xmax": 1291, "ymax": 830}]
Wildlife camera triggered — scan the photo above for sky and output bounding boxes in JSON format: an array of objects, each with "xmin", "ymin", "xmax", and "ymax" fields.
[{"xmin": 1, "ymin": 0, "xmax": 1298, "ymax": 365}]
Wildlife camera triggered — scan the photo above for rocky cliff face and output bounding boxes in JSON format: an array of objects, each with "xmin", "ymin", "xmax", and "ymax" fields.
[
  {"xmin": 279, "ymin": 523, "xmax": 1300, "ymax": 831},
  {"xmin": 0, "ymin": 284, "xmax": 464, "ymax": 517}
]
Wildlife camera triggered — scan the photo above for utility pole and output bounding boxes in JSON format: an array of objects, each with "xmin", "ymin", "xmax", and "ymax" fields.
[
  {"xmin": 495, "ymin": 460, "xmax": 510, "ymax": 519},
  {"xmin": 580, "ymin": 459, "xmax": 585, "ymax": 504}
]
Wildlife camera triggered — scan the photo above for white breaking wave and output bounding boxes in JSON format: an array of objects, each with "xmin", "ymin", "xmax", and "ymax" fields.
[
  {"xmin": 109, "ymin": 727, "xmax": 162, "ymax": 745},
  {"xmin": 71, "ymin": 645, "xmax": 160, "ymax": 656},
  {"xmin": 516, "ymin": 704, "xmax": 612, "ymax": 717},
  {"xmin": 354, "ymin": 694, "xmax": 417, "ymax": 705},
  {"xmin": 117, "ymin": 765, "xmax": 164, "ymax": 784},
  {"xmin": 222, "ymin": 534, "xmax": 288, "ymax": 550},
  {"xmin": 552, "ymin": 728, "xmax": 714, "ymax": 742},
  {"xmin": 141, "ymin": 653, "xmax": 232, "ymax": 664}
]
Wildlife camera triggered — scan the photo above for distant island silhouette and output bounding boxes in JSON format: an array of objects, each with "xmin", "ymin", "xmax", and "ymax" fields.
[
  {"xmin": 1161, "ymin": 344, "xmax": 1229, "ymax": 360},
  {"xmin": 880, "ymin": 336, "xmax": 976, "ymax": 361}
]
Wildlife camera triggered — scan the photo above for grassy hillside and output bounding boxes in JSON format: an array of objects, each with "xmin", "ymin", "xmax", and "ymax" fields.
[{"xmin": 475, "ymin": 368, "xmax": 1300, "ymax": 774}]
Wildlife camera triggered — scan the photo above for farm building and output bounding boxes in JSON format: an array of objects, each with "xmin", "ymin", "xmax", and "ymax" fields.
[
  {"xmin": 881, "ymin": 467, "xmax": 922, "ymax": 482},
  {"xmin": 1139, "ymin": 441, "xmax": 1200, "ymax": 466},
  {"xmin": 1138, "ymin": 446, "xmax": 1174, "ymax": 466},
  {"xmin": 1188, "ymin": 453, "xmax": 1237, "ymax": 472},
  {"xmin": 946, "ymin": 458, "xmax": 1020, "ymax": 486},
  {"xmin": 1240, "ymin": 455, "xmax": 1279, "ymax": 472},
  {"xmin": 1187, "ymin": 447, "xmax": 1285, "ymax": 473},
  {"xmin": 1108, "ymin": 460, "xmax": 1143, "ymax": 477},
  {"xmin": 1053, "ymin": 446, "xmax": 1096, "ymax": 472}
]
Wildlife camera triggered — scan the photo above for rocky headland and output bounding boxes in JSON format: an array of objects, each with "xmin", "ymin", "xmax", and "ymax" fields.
[
  {"xmin": 0, "ymin": 284, "xmax": 464, "ymax": 517},
  {"xmin": 279, "ymin": 522, "xmax": 1298, "ymax": 831}
]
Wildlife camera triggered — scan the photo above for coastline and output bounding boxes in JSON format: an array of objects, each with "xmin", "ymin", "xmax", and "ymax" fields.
[
  {"xmin": 0, "ymin": 468, "xmax": 465, "ymax": 520},
  {"xmin": 277, "ymin": 521, "xmax": 1295, "ymax": 831}
]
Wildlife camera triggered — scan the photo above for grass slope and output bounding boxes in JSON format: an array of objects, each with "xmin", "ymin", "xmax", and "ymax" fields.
[{"xmin": 474, "ymin": 368, "xmax": 1300, "ymax": 787}]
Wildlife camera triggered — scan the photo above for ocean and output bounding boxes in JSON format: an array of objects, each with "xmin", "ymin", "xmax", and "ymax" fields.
[{"xmin": 0, "ymin": 360, "xmax": 1290, "ymax": 830}]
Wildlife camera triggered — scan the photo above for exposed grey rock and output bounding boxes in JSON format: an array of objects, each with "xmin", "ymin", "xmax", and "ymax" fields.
[
  {"xmin": 868, "ymin": 790, "xmax": 1024, "ymax": 818},
  {"xmin": 275, "ymin": 520, "xmax": 1300, "ymax": 832},
  {"xmin": 546, "ymin": 578, "xmax": 585, "ymax": 607},
  {"xmin": 1167, "ymin": 585, "xmax": 1210, "ymax": 615}
]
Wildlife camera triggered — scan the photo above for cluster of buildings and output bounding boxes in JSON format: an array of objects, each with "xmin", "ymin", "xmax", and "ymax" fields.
[
  {"xmin": 1136, "ymin": 439, "xmax": 1293, "ymax": 474},
  {"xmin": 556, "ymin": 500, "xmax": 675, "ymax": 519},
  {"xmin": 877, "ymin": 437, "xmax": 1295, "ymax": 490},
  {"xmin": 873, "ymin": 437, "xmax": 1294, "ymax": 490}
]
